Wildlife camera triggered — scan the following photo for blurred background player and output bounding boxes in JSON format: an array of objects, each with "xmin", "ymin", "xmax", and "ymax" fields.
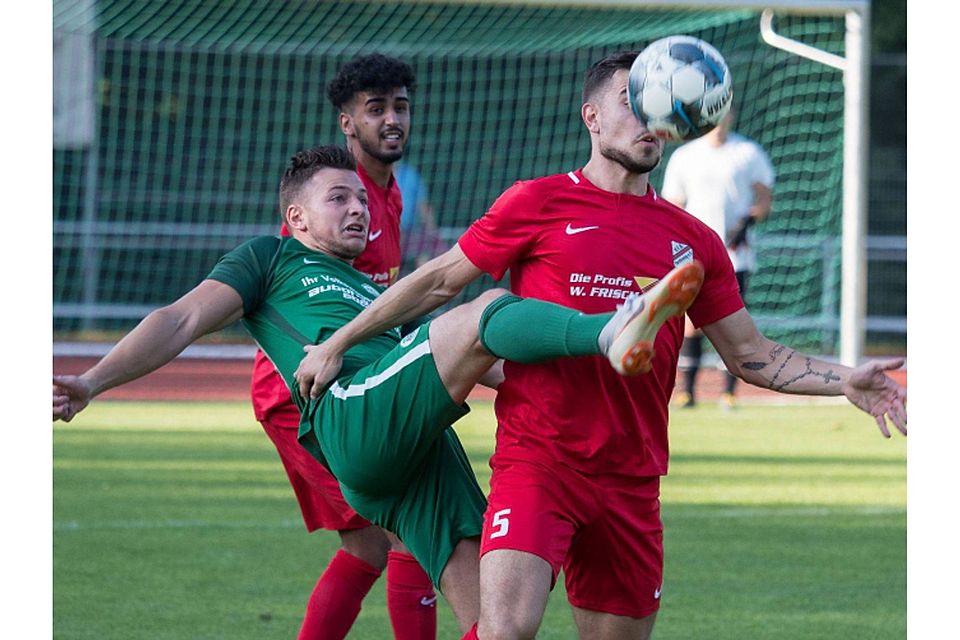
[
  {"xmin": 662, "ymin": 109, "xmax": 775, "ymax": 408},
  {"xmin": 395, "ymin": 160, "xmax": 447, "ymax": 274},
  {"xmin": 248, "ymin": 54, "xmax": 438, "ymax": 639},
  {"xmin": 294, "ymin": 51, "xmax": 905, "ymax": 640}
]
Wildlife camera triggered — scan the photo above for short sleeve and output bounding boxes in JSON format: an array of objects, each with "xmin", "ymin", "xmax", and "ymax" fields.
[
  {"xmin": 686, "ymin": 226, "xmax": 745, "ymax": 328},
  {"xmin": 457, "ymin": 181, "xmax": 543, "ymax": 281},
  {"xmin": 206, "ymin": 236, "xmax": 281, "ymax": 315},
  {"xmin": 749, "ymin": 144, "xmax": 776, "ymax": 188}
]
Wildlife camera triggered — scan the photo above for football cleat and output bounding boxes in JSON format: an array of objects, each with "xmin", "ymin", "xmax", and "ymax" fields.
[
  {"xmin": 602, "ymin": 261, "xmax": 705, "ymax": 375},
  {"xmin": 720, "ymin": 392, "xmax": 737, "ymax": 411},
  {"xmin": 673, "ymin": 390, "xmax": 696, "ymax": 408}
]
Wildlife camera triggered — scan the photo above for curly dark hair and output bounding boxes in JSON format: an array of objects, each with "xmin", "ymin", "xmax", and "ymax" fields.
[
  {"xmin": 278, "ymin": 145, "xmax": 357, "ymax": 215},
  {"xmin": 582, "ymin": 50, "xmax": 640, "ymax": 103},
  {"xmin": 326, "ymin": 54, "xmax": 416, "ymax": 110}
]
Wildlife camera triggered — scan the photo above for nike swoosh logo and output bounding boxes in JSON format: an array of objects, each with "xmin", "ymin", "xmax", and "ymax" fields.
[
  {"xmin": 419, "ymin": 595, "xmax": 438, "ymax": 606},
  {"xmin": 303, "ymin": 257, "xmax": 325, "ymax": 265},
  {"xmin": 654, "ymin": 588, "xmax": 662, "ymax": 599},
  {"xmin": 565, "ymin": 223, "xmax": 600, "ymax": 235},
  {"xmin": 368, "ymin": 229, "xmax": 383, "ymax": 241}
]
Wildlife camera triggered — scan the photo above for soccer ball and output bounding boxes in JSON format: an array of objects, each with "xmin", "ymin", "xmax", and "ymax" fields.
[{"xmin": 627, "ymin": 35, "xmax": 733, "ymax": 142}]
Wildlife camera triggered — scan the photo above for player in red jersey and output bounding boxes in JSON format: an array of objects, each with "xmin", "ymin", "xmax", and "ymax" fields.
[
  {"xmin": 294, "ymin": 51, "xmax": 906, "ymax": 639},
  {"xmin": 249, "ymin": 54, "xmax": 438, "ymax": 640}
]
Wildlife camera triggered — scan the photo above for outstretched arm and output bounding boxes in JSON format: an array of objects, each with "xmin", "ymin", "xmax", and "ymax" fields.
[
  {"xmin": 53, "ymin": 280, "xmax": 245, "ymax": 422},
  {"xmin": 702, "ymin": 309, "xmax": 907, "ymax": 437},
  {"xmin": 295, "ymin": 243, "xmax": 483, "ymax": 399}
]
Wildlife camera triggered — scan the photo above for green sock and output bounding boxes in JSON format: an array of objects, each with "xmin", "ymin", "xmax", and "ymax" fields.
[{"xmin": 478, "ymin": 294, "xmax": 612, "ymax": 363}]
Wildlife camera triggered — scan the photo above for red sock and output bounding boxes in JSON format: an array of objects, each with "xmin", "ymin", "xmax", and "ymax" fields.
[
  {"xmin": 460, "ymin": 623, "xmax": 480, "ymax": 639},
  {"xmin": 297, "ymin": 549, "xmax": 381, "ymax": 640},
  {"xmin": 386, "ymin": 550, "xmax": 438, "ymax": 640}
]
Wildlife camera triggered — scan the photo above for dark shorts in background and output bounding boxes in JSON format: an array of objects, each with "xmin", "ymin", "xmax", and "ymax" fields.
[{"xmin": 260, "ymin": 411, "xmax": 370, "ymax": 532}]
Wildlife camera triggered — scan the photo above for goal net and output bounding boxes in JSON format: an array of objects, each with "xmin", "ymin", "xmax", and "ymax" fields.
[{"xmin": 54, "ymin": 0, "xmax": 849, "ymax": 354}]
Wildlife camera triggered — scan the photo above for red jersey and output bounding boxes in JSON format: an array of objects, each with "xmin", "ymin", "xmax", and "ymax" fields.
[
  {"xmin": 250, "ymin": 165, "xmax": 403, "ymax": 422},
  {"xmin": 458, "ymin": 169, "xmax": 743, "ymax": 477},
  {"xmin": 351, "ymin": 163, "xmax": 403, "ymax": 287}
]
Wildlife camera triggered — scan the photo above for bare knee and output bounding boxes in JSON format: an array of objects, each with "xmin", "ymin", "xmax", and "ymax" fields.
[
  {"xmin": 478, "ymin": 550, "xmax": 552, "ymax": 640},
  {"xmin": 479, "ymin": 613, "xmax": 542, "ymax": 640},
  {"xmin": 426, "ymin": 288, "xmax": 513, "ymax": 403},
  {"xmin": 433, "ymin": 287, "xmax": 513, "ymax": 358},
  {"xmin": 439, "ymin": 538, "xmax": 481, "ymax": 633},
  {"xmin": 475, "ymin": 287, "xmax": 512, "ymax": 307},
  {"xmin": 338, "ymin": 526, "xmax": 391, "ymax": 571},
  {"xmin": 468, "ymin": 287, "xmax": 514, "ymax": 353},
  {"xmin": 572, "ymin": 607, "xmax": 658, "ymax": 640},
  {"xmin": 383, "ymin": 529, "xmax": 408, "ymax": 553}
]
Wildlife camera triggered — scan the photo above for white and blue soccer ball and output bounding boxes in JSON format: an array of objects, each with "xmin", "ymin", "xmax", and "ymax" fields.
[{"xmin": 627, "ymin": 35, "xmax": 733, "ymax": 142}]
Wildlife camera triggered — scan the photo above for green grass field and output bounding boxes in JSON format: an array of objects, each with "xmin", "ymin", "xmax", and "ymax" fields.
[{"xmin": 53, "ymin": 400, "xmax": 905, "ymax": 639}]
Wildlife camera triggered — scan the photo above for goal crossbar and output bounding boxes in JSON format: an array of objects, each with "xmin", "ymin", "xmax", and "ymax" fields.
[{"xmin": 429, "ymin": 1, "xmax": 867, "ymax": 17}]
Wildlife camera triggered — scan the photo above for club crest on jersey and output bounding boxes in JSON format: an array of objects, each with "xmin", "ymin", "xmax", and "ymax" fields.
[
  {"xmin": 672, "ymin": 241, "xmax": 693, "ymax": 266},
  {"xmin": 400, "ymin": 326, "xmax": 420, "ymax": 347}
]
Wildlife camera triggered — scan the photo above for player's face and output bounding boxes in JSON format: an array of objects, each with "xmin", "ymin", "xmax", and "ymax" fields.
[
  {"xmin": 344, "ymin": 87, "xmax": 410, "ymax": 164},
  {"xmin": 596, "ymin": 69, "xmax": 663, "ymax": 174},
  {"xmin": 296, "ymin": 168, "xmax": 370, "ymax": 260}
]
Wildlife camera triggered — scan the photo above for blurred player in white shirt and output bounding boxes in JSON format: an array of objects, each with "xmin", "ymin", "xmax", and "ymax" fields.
[{"xmin": 662, "ymin": 110, "xmax": 775, "ymax": 408}]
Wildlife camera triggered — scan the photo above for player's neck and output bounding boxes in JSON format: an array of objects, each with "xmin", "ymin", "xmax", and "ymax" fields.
[
  {"xmin": 581, "ymin": 159, "xmax": 652, "ymax": 197},
  {"xmin": 707, "ymin": 129, "xmax": 729, "ymax": 146},
  {"xmin": 349, "ymin": 144, "xmax": 394, "ymax": 188},
  {"xmin": 289, "ymin": 231, "xmax": 355, "ymax": 265}
]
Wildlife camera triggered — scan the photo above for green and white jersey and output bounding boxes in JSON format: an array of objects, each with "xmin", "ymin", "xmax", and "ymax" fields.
[{"xmin": 207, "ymin": 236, "xmax": 401, "ymax": 414}]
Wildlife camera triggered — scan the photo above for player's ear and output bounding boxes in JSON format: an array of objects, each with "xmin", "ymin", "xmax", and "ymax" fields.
[
  {"xmin": 285, "ymin": 204, "xmax": 306, "ymax": 231},
  {"xmin": 339, "ymin": 111, "xmax": 354, "ymax": 136},
  {"xmin": 582, "ymin": 101, "xmax": 600, "ymax": 134}
]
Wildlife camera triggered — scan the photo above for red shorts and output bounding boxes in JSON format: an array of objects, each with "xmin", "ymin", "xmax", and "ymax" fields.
[
  {"xmin": 480, "ymin": 455, "xmax": 664, "ymax": 619},
  {"xmin": 260, "ymin": 408, "xmax": 371, "ymax": 532}
]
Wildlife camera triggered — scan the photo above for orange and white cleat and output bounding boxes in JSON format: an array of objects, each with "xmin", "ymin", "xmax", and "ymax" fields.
[{"xmin": 601, "ymin": 261, "xmax": 705, "ymax": 375}]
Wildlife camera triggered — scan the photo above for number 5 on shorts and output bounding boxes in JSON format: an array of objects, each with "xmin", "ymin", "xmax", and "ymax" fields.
[{"xmin": 490, "ymin": 508, "xmax": 511, "ymax": 539}]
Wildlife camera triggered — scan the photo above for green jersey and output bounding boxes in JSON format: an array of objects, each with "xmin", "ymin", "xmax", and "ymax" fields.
[
  {"xmin": 210, "ymin": 236, "xmax": 484, "ymax": 587},
  {"xmin": 206, "ymin": 236, "xmax": 401, "ymax": 415}
]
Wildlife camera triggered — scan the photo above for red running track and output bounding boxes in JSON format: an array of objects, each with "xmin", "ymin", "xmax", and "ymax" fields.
[{"xmin": 53, "ymin": 356, "xmax": 906, "ymax": 404}]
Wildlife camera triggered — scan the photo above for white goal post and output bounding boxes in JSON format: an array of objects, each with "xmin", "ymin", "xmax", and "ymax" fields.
[{"xmin": 757, "ymin": 2, "xmax": 871, "ymax": 367}]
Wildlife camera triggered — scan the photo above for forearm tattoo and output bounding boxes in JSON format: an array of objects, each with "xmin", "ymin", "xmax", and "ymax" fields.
[
  {"xmin": 742, "ymin": 345, "xmax": 841, "ymax": 392},
  {"xmin": 743, "ymin": 344, "xmax": 786, "ymax": 371}
]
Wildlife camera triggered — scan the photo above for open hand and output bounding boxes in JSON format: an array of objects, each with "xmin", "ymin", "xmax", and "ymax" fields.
[
  {"xmin": 53, "ymin": 375, "xmax": 93, "ymax": 422},
  {"xmin": 294, "ymin": 344, "xmax": 344, "ymax": 401},
  {"xmin": 841, "ymin": 358, "xmax": 907, "ymax": 438}
]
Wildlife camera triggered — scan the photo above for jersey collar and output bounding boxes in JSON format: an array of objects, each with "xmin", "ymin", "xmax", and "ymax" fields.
[{"xmin": 571, "ymin": 168, "xmax": 659, "ymax": 202}]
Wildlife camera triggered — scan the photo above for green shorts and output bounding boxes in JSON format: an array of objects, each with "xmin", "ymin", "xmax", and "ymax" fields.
[{"xmin": 298, "ymin": 322, "xmax": 486, "ymax": 587}]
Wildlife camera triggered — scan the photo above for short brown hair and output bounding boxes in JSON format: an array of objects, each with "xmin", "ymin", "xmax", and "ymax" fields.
[
  {"xmin": 278, "ymin": 145, "xmax": 356, "ymax": 216},
  {"xmin": 582, "ymin": 50, "xmax": 640, "ymax": 103}
]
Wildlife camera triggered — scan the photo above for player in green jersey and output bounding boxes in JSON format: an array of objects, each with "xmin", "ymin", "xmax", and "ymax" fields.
[{"xmin": 53, "ymin": 143, "xmax": 712, "ymax": 631}]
